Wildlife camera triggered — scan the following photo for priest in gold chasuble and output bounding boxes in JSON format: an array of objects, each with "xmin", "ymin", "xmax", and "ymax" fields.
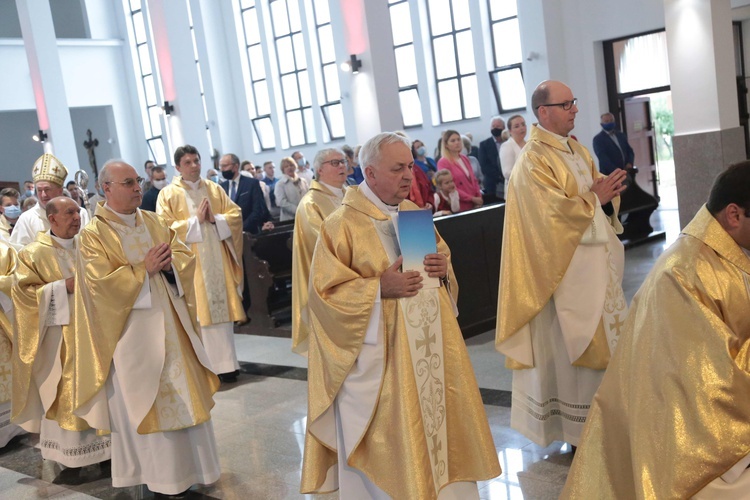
[
  {"xmin": 291, "ymin": 147, "xmax": 348, "ymax": 355},
  {"xmin": 301, "ymin": 133, "xmax": 500, "ymax": 499},
  {"xmin": 0, "ymin": 241, "xmax": 25, "ymax": 447},
  {"xmin": 495, "ymin": 81, "xmax": 629, "ymax": 448},
  {"xmin": 157, "ymin": 145, "xmax": 245, "ymax": 381},
  {"xmin": 11, "ymin": 197, "xmax": 110, "ymax": 467},
  {"xmin": 72, "ymin": 161, "xmax": 220, "ymax": 496},
  {"xmin": 562, "ymin": 162, "xmax": 750, "ymax": 499}
]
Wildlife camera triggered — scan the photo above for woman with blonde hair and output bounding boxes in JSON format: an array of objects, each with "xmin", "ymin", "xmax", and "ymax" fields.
[
  {"xmin": 436, "ymin": 130, "xmax": 482, "ymax": 212},
  {"xmin": 274, "ymin": 156, "xmax": 309, "ymax": 221}
]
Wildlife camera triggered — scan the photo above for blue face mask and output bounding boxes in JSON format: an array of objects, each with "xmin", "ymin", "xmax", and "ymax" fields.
[
  {"xmin": 210, "ymin": 175, "xmax": 220, "ymax": 183},
  {"xmin": 24, "ymin": 190, "xmax": 33, "ymax": 197},
  {"xmin": 416, "ymin": 146, "xmax": 426, "ymax": 156},
  {"xmin": 601, "ymin": 122, "xmax": 616, "ymax": 132},
  {"xmin": 3, "ymin": 205, "xmax": 21, "ymax": 219}
]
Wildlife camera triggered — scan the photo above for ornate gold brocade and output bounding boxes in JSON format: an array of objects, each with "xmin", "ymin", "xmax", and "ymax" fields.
[
  {"xmin": 11, "ymin": 232, "xmax": 84, "ymax": 430},
  {"xmin": 496, "ymin": 125, "xmax": 622, "ymax": 369},
  {"xmin": 156, "ymin": 176, "xmax": 245, "ymax": 326},
  {"xmin": 291, "ymin": 180, "xmax": 342, "ymax": 355},
  {"xmin": 0, "ymin": 242, "xmax": 16, "ymax": 405},
  {"xmin": 301, "ymin": 187, "xmax": 501, "ymax": 498},
  {"xmin": 71, "ymin": 206, "xmax": 218, "ymax": 434},
  {"xmin": 561, "ymin": 207, "xmax": 750, "ymax": 499}
]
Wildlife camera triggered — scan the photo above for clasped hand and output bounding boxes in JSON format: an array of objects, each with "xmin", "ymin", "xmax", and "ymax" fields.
[
  {"xmin": 590, "ymin": 168, "xmax": 628, "ymax": 205},
  {"xmin": 380, "ymin": 253, "xmax": 447, "ymax": 298},
  {"xmin": 145, "ymin": 243, "xmax": 172, "ymax": 276},
  {"xmin": 197, "ymin": 199, "xmax": 215, "ymax": 224}
]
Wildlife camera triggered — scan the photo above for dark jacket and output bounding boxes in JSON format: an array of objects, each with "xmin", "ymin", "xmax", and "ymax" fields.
[
  {"xmin": 140, "ymin": 186, "xmax": 160, "ymax": 212},
  {"xmin": 478, "ymin": 136, "xmax": 504, "ymax": 197},
  {"xmin": 221, "ymin": 175, "xmax": 271, "ymax": 234},
  {"xmin": 592, "ymin": 129, "xmax": 635, "ymax": 175}
]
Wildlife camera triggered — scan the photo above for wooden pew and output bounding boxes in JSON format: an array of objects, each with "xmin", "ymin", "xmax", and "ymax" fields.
[{"xmin": 243, "ymin": 222, "xmax": 294, "ymax": 329}]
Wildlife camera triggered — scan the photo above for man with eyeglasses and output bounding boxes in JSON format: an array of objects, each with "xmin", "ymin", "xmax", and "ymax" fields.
[
  {"xmin": 70, "ymin": 159, "xmax": 220, "ymax": 496},
  {"xmin": 563, "ymin": 161, "xmax": 750, "ymax": 498},
  {"xmin": 291, "ymin": 148, "xmax": 348, "ymax": 355},
  {"xmin": 495, "ymin": 80, "xmax": 629, "ymax": 451},
  {"xmin": 11, "ymin": 154, "xmax": 91, "ymax": 247},
  {"xmin": 157, "ymin": 145, "xmax": 246, "ymax": 384}
]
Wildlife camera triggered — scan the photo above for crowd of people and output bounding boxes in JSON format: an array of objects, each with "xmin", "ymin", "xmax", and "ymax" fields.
[{"xmin": 0, "ymin": 78, "xmax": 747, "ymax": 498}]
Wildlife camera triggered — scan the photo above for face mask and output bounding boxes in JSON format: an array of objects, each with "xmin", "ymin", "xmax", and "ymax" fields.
[
  {"xmin": 25, "ymin": 190, "xmax": 33, "ymax": 197},
  {"xmin": 221, "ymin": 170, "xmax": 234, "ymax": 180},
  {"xmin": 296, "ymin": 156, "xmax": 306, "ymax": 168},
  {"xmin": 152, "ymin": 179, "xmax": 168, "ymax": 190},
  {"xmin": 601, "ymin": 122, "xmax": 616, "ymax": 131},
  {"xmin": 416, "ymin": 146, "xmax": 426, "ymax": 156},
  {"xmin": 3, "ymin": 205, "xmax": 20, "ymax": 219},
  {"xmin": 209, "ymin": 175, "xmax": 220, "ymax": 183},
  {"xmin": 491, "ymin": 127, "xmax": 504, "ymax": 138}
]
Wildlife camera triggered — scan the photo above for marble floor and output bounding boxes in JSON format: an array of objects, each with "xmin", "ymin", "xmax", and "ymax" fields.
[{"xmin": 0, "ymin": 208, "xmax": 682, "ymax": 499}]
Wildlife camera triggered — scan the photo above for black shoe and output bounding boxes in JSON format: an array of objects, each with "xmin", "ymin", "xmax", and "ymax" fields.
[
  {"xmin": 153, "ymin": 488, "xmax": 191, "ymax": 499},
  {"xmin": 218, "ymin": 370, "xmax": 239, "ymax": 383},
  {"xmin": 52, "ymin": 467, "xmax": 85, "ymax": 485}
]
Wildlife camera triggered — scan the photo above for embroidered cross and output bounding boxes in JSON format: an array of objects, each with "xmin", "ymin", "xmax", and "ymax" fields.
[
  {"xmin": 430, "ymin": 434, "xmax": 442, "ymax": 464},
  {"xmin": 52, "ymin": 165, "xmax": 60, "ymax": 174},
  {"xmin": 416, "ymin": 326, "xmax": 436, "ymax": 357},
  {"xmin": 609, "ymin": 314, "xmax": 625, "ymax": 336},
  {"xmin": 159, "ymin": 381, "xmax": 179, "ymax": 404}
]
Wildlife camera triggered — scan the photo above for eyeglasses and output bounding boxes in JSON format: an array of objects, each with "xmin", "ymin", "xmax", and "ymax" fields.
[
  {"xmin": 536, "ymin": 98, "xmax": 578, "ymax": 111},
  {"xmin": 105, "ymin": 177, "xmax": 144, "ymax": 188},
  {"xmin": 322, "ymin": 159, "xmax": 348, "ymax": 168}
]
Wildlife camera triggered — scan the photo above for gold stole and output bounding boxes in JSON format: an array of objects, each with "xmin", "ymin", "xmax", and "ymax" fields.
[
  {"xmin": 184, "ymin": 186, "xmax": 230, "ymax": 325},
  {"xmin": 0, "ymin": 246, "xmax": 14, "ymax": 405},
  {"xmin": 108, "ymin": 215, "xmax": 201, "ymax": 432},
  {"xmin": 373, "ymin": 216, "xmax": 450, "ymax": 493}
]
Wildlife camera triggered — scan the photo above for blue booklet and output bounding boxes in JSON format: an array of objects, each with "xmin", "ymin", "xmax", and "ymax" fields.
[{"xmin": 397, "ymin": 209, "xmax": 439, "ymax": 289}]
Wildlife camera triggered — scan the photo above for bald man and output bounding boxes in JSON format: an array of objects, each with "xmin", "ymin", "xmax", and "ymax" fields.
[
  {"xmin": 495, "ymin": 80, "xmax": 629, "ymax": 449},
  {"xmin": 12, "ymin": 196, "xmax": 111, "ymax": 472},
  {"xmin": 72, "ymin": 160, "xmax": 220, "ymax": 495}
]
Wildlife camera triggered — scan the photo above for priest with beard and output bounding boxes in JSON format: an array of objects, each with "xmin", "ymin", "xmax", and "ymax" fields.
[{"xmin": 71, "ymin": 160, "xmax": 220, "ymax": 496}]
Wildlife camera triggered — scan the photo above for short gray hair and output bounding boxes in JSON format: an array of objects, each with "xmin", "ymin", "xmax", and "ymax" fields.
[
  {"xmin": 313, "ymin": 148, "xmax": 344, "ymax": 173},
  {"xmin": 490, "ymin": 115, "xmax": 504, "ymax": 126},
  {"xmin": 358, "ymin": 132, "xmax": 412, "ymax": 172},
  {"xmin": 99, "ymin": 159, "xmax": 128, "ymax": 184}
]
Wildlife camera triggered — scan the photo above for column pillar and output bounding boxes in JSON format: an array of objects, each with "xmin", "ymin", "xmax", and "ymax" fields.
[
  {"xmin": 665, "ymin": 0, "xmax": 745, "ymax": 226},
  {"xmin": 148, "ymin": 0, "xmax": 210, "ymax": 162},
  {"xmin": 16, "ymin": 0, "xmax": 79, "ymax": 175}
]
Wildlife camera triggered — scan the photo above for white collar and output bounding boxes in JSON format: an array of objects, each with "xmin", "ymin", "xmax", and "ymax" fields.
[
  {"xmin": 360, "ymin": 181, "xmax": 399, "ymax": 215},
  {"xmin": 320, "ymin": 181, "xmax": 344, "ymax": 199},
  {"xmin": 182, "ymin": 178, "xmax": 202, "ymax": 190},
  {"xmin": 538, "ymin": 124, "xmax": 570, "ymax": 149},
  {"xmin": 104, "ymin": 203, "xmax": 138, "ymax": 227},
  {"xmin": 48, "ymin": 230, "xmax": 76, "ymax": 249}
]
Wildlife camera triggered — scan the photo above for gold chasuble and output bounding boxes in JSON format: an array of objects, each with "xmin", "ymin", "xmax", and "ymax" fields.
[
  {"xmin": 11, "ymin": 232, "xmax": 84, "ymax": 430},
  {"xmin": 562, "ymin": 207, "xmax": 750, "ymax": 499},
  {"xmin": 0, "ymin": 242, "xmax": 16, "ymax": 407},
  {"xmin": 496, "ymin": 124, "xmax": 624, "ymax": 370},
  {"xmin": 71, "ymin": 206, "xmax": 218, "ymax": 434},
  {"xmin": 301, "ymin": 187, "xmax": 500, "ymax": 498},
  {"xmin": 291, "ymin": 180, "xmax": 342, "ymax": 355},
  {"xmin": 156, "ymin": 177, "xmax": 245, "ymax": 326}
]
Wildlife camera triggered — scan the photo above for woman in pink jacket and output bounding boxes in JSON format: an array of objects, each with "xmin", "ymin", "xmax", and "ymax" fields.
[{"xmin": 436, "ymin": 129, "xmax": 483, "ymax": 212}]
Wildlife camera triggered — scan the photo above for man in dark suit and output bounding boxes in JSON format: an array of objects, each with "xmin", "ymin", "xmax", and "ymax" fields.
[
  {"xmin": 219, "ymin": 153, "xmax": 274, "ymax": 234},
  {"xmin": 478, "ymin": 116, "xmax": 506, "ymax": 202},
  {"xmin": 139, "ymin": 165, "xmax": 167, "ymax": 212},
  {"xmin": 593, "ymin": 112, "xmax": 635, "ymax": 175}
]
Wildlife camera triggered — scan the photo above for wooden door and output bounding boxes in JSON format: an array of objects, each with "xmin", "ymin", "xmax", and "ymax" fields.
[{"xmin": 623, "ymin": 97, "xmax": 658, "ymax": 198}]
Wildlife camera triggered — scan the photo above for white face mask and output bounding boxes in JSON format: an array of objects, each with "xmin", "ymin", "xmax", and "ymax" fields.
[{"xmin": 152, "ymin": 179, "xmax": 168, "ymax": 190}]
